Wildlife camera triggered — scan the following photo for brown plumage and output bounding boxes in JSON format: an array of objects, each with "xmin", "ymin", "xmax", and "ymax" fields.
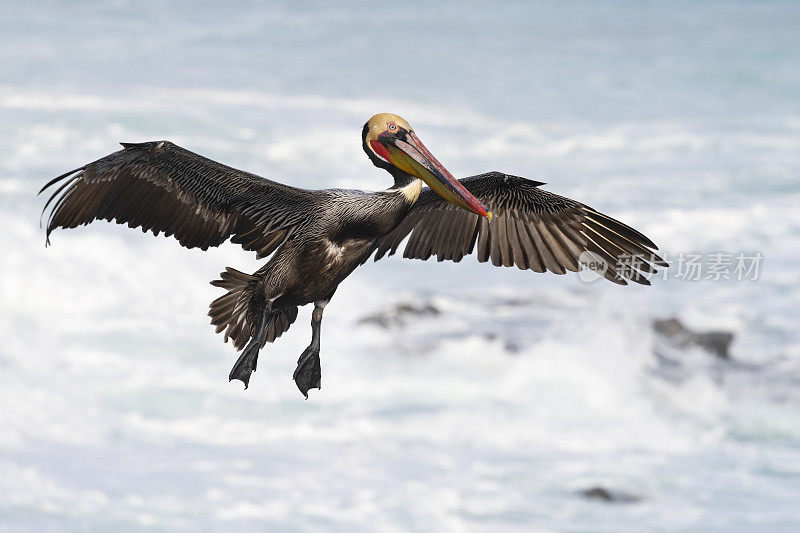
[{"xmin": 40, "ymin": 113, "xmax": 665, "ymax": 398}]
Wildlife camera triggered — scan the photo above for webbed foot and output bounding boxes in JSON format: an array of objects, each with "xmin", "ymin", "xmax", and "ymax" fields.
[
  {"xmin": 229, "ymin": 340, "xmax": 261, "ymax": 389},
  {"xmin": 293, "ymin": 345, "xmax": 321, "ymax": 399}
]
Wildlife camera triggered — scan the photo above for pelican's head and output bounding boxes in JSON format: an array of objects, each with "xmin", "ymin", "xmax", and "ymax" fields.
[{"xmin": 362, "ymin": 113, "xmax": 490, "ymax": 219}]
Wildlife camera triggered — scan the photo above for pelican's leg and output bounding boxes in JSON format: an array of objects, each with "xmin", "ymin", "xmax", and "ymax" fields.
[
  {"xmin": 293, "ymin": 299, "xmax": 329, "ymax": 398},
  {"xmin": 229, "ymin": 301, "xmax": 272, "ymax": 389}
]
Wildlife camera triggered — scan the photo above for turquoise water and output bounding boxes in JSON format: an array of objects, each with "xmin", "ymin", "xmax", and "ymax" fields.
[{"xmin": 1, "ymin": 1, "xmax": 799, "ymax": 531}]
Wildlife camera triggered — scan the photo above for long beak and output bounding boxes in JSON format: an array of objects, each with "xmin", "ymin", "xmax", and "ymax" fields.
[{"xmin": 383, "ymin": 131, "xmax": 492, "ymax": 219}]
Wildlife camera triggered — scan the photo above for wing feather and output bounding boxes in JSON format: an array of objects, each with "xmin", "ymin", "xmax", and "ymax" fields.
[
  {"xmin": 528, "ymin": 219, "xmax": 565, "ymax": 274},
  {"xmin": 515, "ymin": 216, "xmax": 545, "ymax": 273},
  {"xmin": 477, "ymin": 216, "xmax": 491, "ymax": 263},
  {"xmin": 501, "ymin": 211, "xmax": 518, "ymax": 267},
  {"xmin": 507, "ymin": 213, "xmax": 529, "ymax": 270}
]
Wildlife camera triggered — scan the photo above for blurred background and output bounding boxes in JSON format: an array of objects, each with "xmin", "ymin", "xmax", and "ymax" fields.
[{"xmin": 1, "ymin": 1, "xmax": 799, "ymax": 531}]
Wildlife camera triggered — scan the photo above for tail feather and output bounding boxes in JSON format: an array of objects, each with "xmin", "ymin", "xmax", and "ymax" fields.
[{"xmin": 209, "ymin": 267, "xmax": 297, "ymax": 350}]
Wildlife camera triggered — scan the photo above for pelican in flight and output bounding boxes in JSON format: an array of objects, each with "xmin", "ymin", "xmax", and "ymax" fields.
[{"xmin": 40, "ymin": 113, "xmax": 664, "ymax": 397}]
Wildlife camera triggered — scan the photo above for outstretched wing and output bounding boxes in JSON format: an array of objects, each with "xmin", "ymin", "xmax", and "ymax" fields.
[
  {"xmin": 40, "ymin": 141, "xmax": 320, "ymax": 258},
  {"xmin": 374, "ymin": 171, "xmax": 666, "ymax": 285}
]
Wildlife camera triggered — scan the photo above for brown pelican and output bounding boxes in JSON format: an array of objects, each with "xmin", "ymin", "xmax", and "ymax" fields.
[{"xmin": 40, "ymin": 113, "xmax": 665, "ymax": 397}]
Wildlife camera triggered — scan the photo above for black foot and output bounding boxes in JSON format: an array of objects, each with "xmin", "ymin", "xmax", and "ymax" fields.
[
  {"xmin": 293, "ymin": 345, "xmax": 321, "ymax": 399},
  {"xmin": 229, "ymin": 340, "xmax": 261, "ymax": 389}
]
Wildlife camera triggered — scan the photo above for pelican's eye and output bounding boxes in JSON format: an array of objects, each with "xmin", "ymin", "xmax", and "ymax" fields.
[{"xmin": 387, "ymin": 122, "xmax": 397, "ymax": 133}]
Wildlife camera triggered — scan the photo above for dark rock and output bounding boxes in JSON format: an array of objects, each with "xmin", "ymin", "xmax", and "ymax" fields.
[
  {"xmin": 653, "ymin": 317, "xmax": 734, "ymax": 359},
  {"xmin": 359, "ymin": 302, "xmax": 441, "ymax": 328},
  {"xmin": 503, "ymin": 339, "xmax": 522, "ymax": 353},
  {"xmin": 579, "ymin": 486, "xmax": 642, "ymax": 504},
  {"xmin": 491, "ymin": 296, "xmax": 533, "ymax": 307}
]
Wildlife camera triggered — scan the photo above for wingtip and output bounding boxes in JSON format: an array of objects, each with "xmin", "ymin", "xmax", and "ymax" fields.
[{"xmin": 39, "ymin": 167, "xmax": 82, "ymax": 195}]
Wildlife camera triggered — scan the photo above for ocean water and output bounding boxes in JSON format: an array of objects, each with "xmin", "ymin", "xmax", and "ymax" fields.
[{"xmin": 2, "ymin": 1, "xmax": 800, "ymax": 531}]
